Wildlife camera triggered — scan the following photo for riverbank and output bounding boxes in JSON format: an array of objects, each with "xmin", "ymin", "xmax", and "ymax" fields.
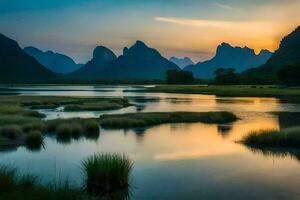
[{"xmin": 145, "ymin": 85, "xmax": 300, "ymax": 99}]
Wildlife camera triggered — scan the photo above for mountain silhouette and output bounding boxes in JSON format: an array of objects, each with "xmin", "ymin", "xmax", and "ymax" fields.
[
  {"xmin": 70, "ymin": 46, "xmax": 117, "ymax": 79},
  {"xmin": 184, "ymin": 43, "xmax": 272, "ymax": 78},
  {"xmin": 24, "ymin": 46, "xmax": 82, "ymax": 74},
  {"xmin": 241, "ymin": 26, "xmax": 300, "ymax": 83},
  {"xmin": 0, "ymin": 34, "xmax": 55, "ymax": 83},
  {"xmin": 169, "ymin": 57, "xmax": 194, "ymax": 69},
  {"xmin": 71, "ymin": 41, "xmax": 179, "ymax": 80}
]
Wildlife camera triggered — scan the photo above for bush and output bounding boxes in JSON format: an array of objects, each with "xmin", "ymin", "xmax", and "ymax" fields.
[{"xmin": 82, "ymin": 153, "xmax": 133, "ymax": 195}]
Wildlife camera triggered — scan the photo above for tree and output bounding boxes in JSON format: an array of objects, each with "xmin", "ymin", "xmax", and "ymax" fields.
[
  {"xmin": 214, "ymin": 68, "xmax": 239, "ymax": 85},
  {"xmin": 278, "ymin": 63, "xmax": 300, "ymax": 86},
  {"xmin": 166, "ymin": 70, "xmax": 194, "ymax": 84}
]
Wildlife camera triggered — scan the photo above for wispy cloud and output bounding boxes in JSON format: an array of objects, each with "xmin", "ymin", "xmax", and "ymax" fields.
[
  {"xmin": 211, "ymin": 3, "xmax": 234, "ymax": 10},
  {"xmin": 154, "ymin": 17, "xmax": 258, "ymax": 28}
]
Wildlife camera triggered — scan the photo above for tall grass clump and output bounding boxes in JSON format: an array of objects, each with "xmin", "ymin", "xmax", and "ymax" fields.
[
  {"xmin": 0, "ymin": 125, "xmax": 22, "ymax": 139},
  {"xmin": 25, "ymin": 130, "xmax": 44, "ymax": 151},
  {"xmin": 241, "ymin": 127, "xmax": 300, "ymax": 148},
  {"xmin": 56, "ymin": 123, "xmax": 73, "ymax": 144},
  {"xmin": 82, "ymin": 153, "xmax": 133, "ymax": 195},
  {"xmin": 83, "ymin": 121, "xmax": 99, "ymax": 139}
]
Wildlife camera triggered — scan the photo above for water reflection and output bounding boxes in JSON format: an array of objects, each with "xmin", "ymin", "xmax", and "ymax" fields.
[
  {"xmin": 1, "ymin": 86, "xmax": 300, "ymax": 199},
  {"xmin": 246, "ymin": 146, "xmax": 300, "ymax": 162}
]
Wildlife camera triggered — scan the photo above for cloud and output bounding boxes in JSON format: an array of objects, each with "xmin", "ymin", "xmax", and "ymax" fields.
[
  {"xmin": 211, "ymin": 3, "xmax": 234, "ymax": 10},
  {"xmin": 154, "ymin": 16, "xmax": 266, "ymax": 29}
]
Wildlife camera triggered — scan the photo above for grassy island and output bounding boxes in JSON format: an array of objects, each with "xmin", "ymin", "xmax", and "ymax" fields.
[
  {"xmin": 241, "ymin": 127, "xmax": 300, "ymax": 148},
  {"xmin": 145, "ymin": 85, "xmax": 300, "ymax": 99},
  {"xmin": 99, "ymin": 111, "xmax": 238, "ymax": 129}
]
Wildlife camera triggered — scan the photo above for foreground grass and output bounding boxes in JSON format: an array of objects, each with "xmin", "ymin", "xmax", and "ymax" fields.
[
  {"xmin": 82, "ymin": 153, "xmax": 133, "ymax": 196},
  {"xmin": 241, "ymin": 127, "xmax": 300, "ymax": 148},
  {"xmin": 146, "ymin": 85, "xmax": 300, "ymax": 99},
  {"xmin": 0, "ymin": 153, "xmax": 132, "ymax": 200},
  {"xmin": 99, "ymin": 112, "xmax": 238, "ymax": 129}
]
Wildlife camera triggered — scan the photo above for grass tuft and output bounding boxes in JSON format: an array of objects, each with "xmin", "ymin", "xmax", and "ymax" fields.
[
  {"xmin": 0, "ymin": 125, "xmax": 22, "ymax": 139},
  {"xmin": 241, "ymin": 127, "xmax": 300, "ymax": 148},
  {"xmin": 82, "ymin": 153, "xmax": 133, "ymax": 195},
  {"xmin": 25, "ymin": 130, "xmax": 44, "ymax": 151}
]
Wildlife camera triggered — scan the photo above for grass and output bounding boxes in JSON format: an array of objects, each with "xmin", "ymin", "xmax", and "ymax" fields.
[
  {"xmin": 0, "ymin": 166, "xmax": 91, "ymax": 200},
  {"xmin": 145, "ymin": 85, "xmax": 300, "ymax": 99},
  {"xmin": 99, "ymin": 112, "xmax": 238, "ymax": 129},
  {"xmin": 64, "ymin": 98, "xmax": 131, "ymax": 111},
  {"xmin": 25, "ymin": 130, "xmax": 44, "ymax": 151},
  {"xmin": 241, "ymin": 127, "xmax": 300, "ymax": 148},
  {"xmin": 0, "ymin": 125, "xmax": 22, "ymax": 139},
  {"xmin": 82, "ymin": 153, "xmax": 133, "ymax": 196},
  {"xmin": 52, "ymin": 121, "xmax": 100, "ymax": 143},
  {"xmin": 0, "ymin": 152, "xmax": 133, "ymax": 199}
]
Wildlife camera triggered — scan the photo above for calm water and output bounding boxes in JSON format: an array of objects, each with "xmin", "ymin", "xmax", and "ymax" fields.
[{"xmin": 1, "ymin": 85, "xmax": 300, "ymax": 200}]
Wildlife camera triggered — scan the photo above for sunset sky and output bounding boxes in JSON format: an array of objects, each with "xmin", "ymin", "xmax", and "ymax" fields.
[{"xmin": 1, "ymin": 0, "xmax": 300, "ymax": 63}]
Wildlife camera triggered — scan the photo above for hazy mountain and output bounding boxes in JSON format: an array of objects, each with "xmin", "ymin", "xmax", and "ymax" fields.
[
  {"xmin": 241, "ymin": 26, "xmax": 300, "ymax": 83},
  {"xmin": 71, "ymin": 41, "xmax": 179, "ymax": 80},
  {"xmin": 70, "ymin": 46, "xmax": 117, "ymax": 79},
  {"xmin": 169, "ymin": 57, "xmax": 194, "ymax": 69},
  {"xmin": 24, "ymin": 46, "xmax": 82, "ymax": 74},
  {"xmin": 0, "ymin": 34, "xmax": 55, "ymax": 83},
  {"xmin": 184, "ymin": 43, "xmax": 272, "ymax": 78}
]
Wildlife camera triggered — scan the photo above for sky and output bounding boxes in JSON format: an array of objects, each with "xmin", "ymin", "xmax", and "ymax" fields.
[{"xmin": 1, "ymin": 0, "xmax": 300, "ymax": 63}]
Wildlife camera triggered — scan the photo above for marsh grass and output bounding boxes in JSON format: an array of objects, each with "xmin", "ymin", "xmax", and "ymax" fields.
[
  {"xmin": 146, "ymin": 85, "xmax": 300, "ymax": 98},
  {"xmin": 241, "ymin": 127, "xmax": 300, "ymax": 148},
  {"xmin": 0, "ymin": 125, "xmax": 22, "ymax": 139},
  {"xmin": 100, "ymin": 112, "xmax": 238, "ymax": 129},
  {"xmin": 82, "ymin": 153, "xmax": 133, "ymax": 196},
  {"xmin": 83, "ymin": 121, "xmax": 100, "ymax": 139},
  {"xmin": 0, "ymin": 167, "xmax": 91, "ymax": 200},
  {"xmin": 64, "ymin": 98, "xmax": 130, "ymax": 112},
  {"xmin": 25, "ymin": 130, "xmax": 44, "ymax": 151}
]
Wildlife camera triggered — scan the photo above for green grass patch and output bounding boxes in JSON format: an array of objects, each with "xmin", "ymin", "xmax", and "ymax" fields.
[
  {"xmin": 82, "ymin": 153, "xmax": 133, "ymax": 196},
  {"xmin": 241, "ymin": 127, "xmax": 300, "ymax": 148},
  {"xmin": 146, "ymin": 85, "xmax": 300, "ymax": 99},
  {"xmin": 25, "ymin": 130, "xmax": 44, "ymax": 151},
  {"xmin": 64, "ymin": 98, "xmax": 131, "ymax": 111},
  {"xmin": 99, "ymin": 112, "xmax": 238, "ymax": 129}
]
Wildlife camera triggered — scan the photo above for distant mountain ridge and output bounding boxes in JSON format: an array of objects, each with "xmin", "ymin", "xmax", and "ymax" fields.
[
  {"xmin": 71, "ymin": 40, "xmax": 179, "ymax": 80},
  {"xmin": 0, "ymin": 34, "xmax": 55, "ymax": 83},
  {"xmin": 184, "ymin": 43, "xmax": 272, "ymax": 78},
  {"xmin": 24, "ymin": 46, "xmax": 82, "ymax": 74},
  {"xmin": 169, "ymin": 57, "xmax": 194, "ymax": 69},
  {"xmin": 70, "ymin": 46, "xmax": 117, "ymax": 79},
  {"xmin": 241, "ymin": 26, "xmax": 300, "ymax": 83}
]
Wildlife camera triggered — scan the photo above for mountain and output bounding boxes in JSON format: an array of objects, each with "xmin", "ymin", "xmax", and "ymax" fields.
[
  {"xmin": 71, "ymin": 41, "xmax": 179, "ymax": 80},
  {"xmin": 169, "ymin": 57, "xmax": 194, "ymax": 69},
  {"xmin": 184, "ymin": 43, "xmax": 272, "ymax": 78},
  {"xmin": 70, "ymin": 46, "xmax": 117, "ymax": 79},
  {"xmin": 24, "ymin": 46, "xmax": 82, "ymax": 74},
  {"xmin": 241, "ymin": 26, "xmax": 300, "ymax": 83},
  {"xmin": 0, "ymin": 34, "xmax": 56, "ymax": 83}
]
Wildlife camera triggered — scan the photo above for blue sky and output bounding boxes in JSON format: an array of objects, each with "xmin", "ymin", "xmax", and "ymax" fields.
[{"xmin": 1, "ymin": 0, "xmax": 299, "ymax": 63}]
